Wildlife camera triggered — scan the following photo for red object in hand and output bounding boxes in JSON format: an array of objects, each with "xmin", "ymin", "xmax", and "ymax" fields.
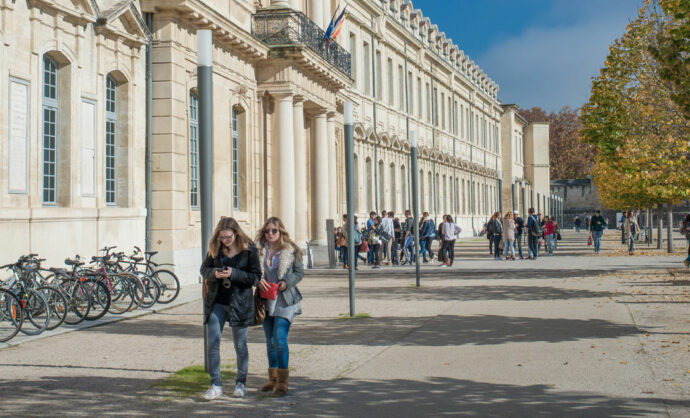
[{"xmin": 260, "ymin": 282, "xmax": 279, "ymax": 300}]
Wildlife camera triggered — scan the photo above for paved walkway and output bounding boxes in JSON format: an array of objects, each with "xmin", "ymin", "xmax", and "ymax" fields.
[{"xmin": 0, "ymin": 231, "xmax": 688, "ymax": 416}]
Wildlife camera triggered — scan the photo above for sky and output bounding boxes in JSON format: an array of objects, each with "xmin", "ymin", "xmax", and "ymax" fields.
[{"xmin": 413, "ymin": 0, "xmax": 644, "ymax": 112}]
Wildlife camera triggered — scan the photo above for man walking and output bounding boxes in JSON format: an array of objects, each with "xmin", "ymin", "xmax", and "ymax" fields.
[
  {"xmin": 526, "ymin": 208, "xmax": 541, "ymax": 259},
  {"xmin": 590, "ymin": 209, "xmax": 607, "ymax": 254},
  {"xmin": 380, "ymin": 211, "xmax": 395, "ymax": 265},
  {"xmin": 403, "ymin": 210, "xmax": 416, "ymax": 265},
  {"xmin": 515, "ymin": 211, "xmax": 525, "ymax": 259}
]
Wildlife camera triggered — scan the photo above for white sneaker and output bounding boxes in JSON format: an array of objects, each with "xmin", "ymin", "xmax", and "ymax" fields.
[
  {"xmin": 204, "ymin": 384, "xmax": 223, "ymax": 400},
  {"xmin": 233, "ymin": 382, "xmax": 246, "ymax": 398}
]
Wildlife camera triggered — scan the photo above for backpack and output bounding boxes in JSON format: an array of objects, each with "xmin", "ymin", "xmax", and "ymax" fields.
[
  {"xmin": 353, "ymin": 229, "xmax": 362, "ymax": 245},
  {"xmin": 529, "ymin": 216, "xmax": 543, "ymax": 237}
]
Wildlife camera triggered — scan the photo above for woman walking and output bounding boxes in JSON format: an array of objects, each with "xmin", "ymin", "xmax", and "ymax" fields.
[
  {"xmin": 440, "ymin": 215, "xmax": 461, "ymax": 267},
  {"xmin": 369, "ymin": 216, "xmax": 383, "ymax": 269},
  {"xmin": 543, "ymin": 216, "xmax": 555, "ymax": 256},
  {"xmin": 256, "ymin": 217, "xmax": 304, "ymax": 396},
  {"xmin": 488, "ymin": 212, "xmax": 503, "ymax": 260},
  {"xmin": 502, "ymin": 212, "xmax": 516, "ymax": 260},
  {"xmin": 624, "ymin": 211, "xmax": 640, "ymax": 255},
  {"xmin": 681, "ymin": 213, "xmax": 690, "ymax": 268},
  {"xmin": 200, "ymin": 217, "xmax": 262, "ymax": 400}
]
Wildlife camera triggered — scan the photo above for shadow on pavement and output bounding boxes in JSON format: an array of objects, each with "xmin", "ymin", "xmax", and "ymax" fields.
[{"xmin": 0, "ymin": 374, "xmax": 683, "ymax": 417}]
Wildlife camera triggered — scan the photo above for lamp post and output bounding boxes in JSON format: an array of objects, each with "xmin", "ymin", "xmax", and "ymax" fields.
[
  {"xmin": 344, "ymin": 102, "xmax": 356, "ymax": 316},
  {"xmin": 410, "ymin": 130, "xmax": 421, "ymax": 287},
  {"xmin": 197, "ymin": 29, "xmax": 213, "ymax": 372}
]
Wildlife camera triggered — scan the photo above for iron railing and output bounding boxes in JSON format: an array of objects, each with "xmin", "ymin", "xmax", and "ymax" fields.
[{"xmin": 252, "ymin": 9, "xmax": 352, "ymax": 78}]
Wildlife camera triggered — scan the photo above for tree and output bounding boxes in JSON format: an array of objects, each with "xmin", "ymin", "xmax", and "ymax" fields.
[{"xmin": 520, "ymin": 106, "xmax": 594, "ymax": 180}]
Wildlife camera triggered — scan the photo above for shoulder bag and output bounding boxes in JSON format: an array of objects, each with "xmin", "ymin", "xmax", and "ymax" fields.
[{"xmin": 253, "ymin": 287, "xmax": 266, "ymax": 326}]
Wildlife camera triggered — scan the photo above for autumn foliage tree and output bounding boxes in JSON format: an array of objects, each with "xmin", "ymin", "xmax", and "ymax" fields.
[
  {"xmin": 520, "ymin": 106, "xmax": 594, "ymax": 180},
  {"xmin": 580, "ymin": 0, "xmax": 690, "ymax": 211}
]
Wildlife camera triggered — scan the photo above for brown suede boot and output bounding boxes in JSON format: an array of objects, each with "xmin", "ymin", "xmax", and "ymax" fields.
[
  {"xmin": 273, "ymin": 368, "xmax": 289, "ymax": 396},
  {"xmin": 260, "ymin": 368, "xmax": 278, "ymax": 392}
]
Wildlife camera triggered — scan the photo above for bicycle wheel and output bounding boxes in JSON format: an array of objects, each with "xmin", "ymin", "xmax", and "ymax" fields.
[
  {"xmin": 134, "ymin": 272, "xmax": 160, "ymax": 309},
  {"xmin": 21, "ymin": 288, "xmax": 50, "ymax": 335},
  {"xmin": 38, "ymin": 286, "xmax": 67, "ymax": 331},
  {"xmin": 154, "ymin": 270, "xmax": 180, "ymax": 304},
  {"xmin": 84, "ymin": 278, "xmax": 111, "ymax": 321},
  {"xmin": 0, "ymin": 289, "xmax": 23, "ymax": 342},
  {"xmin": 59, "ymin": 279, "xmax": 91, "ymax": 325},
  {"xmin": 122, "ymin": 272, "xmax": 145, "ymax": 312},
  {"xmin": 107, "ymin": 274, "xmax": 134, "ymax": 314}
]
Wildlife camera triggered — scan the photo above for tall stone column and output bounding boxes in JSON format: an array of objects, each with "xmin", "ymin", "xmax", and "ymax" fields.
[
  {"xmin": 293, "ymin": 96, "xmax": 308, "ymax": 245},
  {"xmin": 313, "ymin": 111, "xmax": 329, "ymax": 243},
  {"xmin": 310, "ymin": 0, "xmax": 324, "ymax": 29},
  {"xmin": 327, "ymin": 112, "xmax": 338, "ymax": 221},
  {"xmin": 274, "ymin": 92, "xmax": 296, "ymax": 235}
]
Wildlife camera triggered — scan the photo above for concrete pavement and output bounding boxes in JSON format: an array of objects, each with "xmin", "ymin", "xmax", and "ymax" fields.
[{"xmin": 0, "ymin": 231, "xmax": 688, "ymax": 416}]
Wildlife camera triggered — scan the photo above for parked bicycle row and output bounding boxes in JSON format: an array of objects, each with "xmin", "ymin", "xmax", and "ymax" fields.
[{"xmin": 0, "ymin": 246, "xmax": 180, "ymax": 343}]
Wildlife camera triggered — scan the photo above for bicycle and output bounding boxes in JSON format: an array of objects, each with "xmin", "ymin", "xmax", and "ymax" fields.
[
  {"xmin": 0, "ymin": 258, "xmax": 52, "ymax": 336},
  {"xmin": 111, "ymin": 251, "xmax": 160, "ymax": 309},
  {"xmin": 133, "ymin": 246, "xmax": 180, "ymax": 304},
  {"xmin": 0, "ymin": 287, "xmax": 23, "ymax": 342}
]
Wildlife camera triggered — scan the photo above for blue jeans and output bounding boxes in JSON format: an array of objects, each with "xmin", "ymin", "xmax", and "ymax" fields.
[
  {"xmin": 528, "ymin": 235, "xmax": 539, "ymax": 258},
  {"xmin": 516, "ymin": 234, "xmax": 524, "ymax": 258},
  {"xmin": 628, "ymin": 236, "xmax": 635, "ymax": 253},
  {"xmin": 207, "ymin": 303, "xmax": 249, "ymax": 386},
  {"xmin": 492, "ymin": 235, "xmax": 502, "ymax": 258},
  {"xmin": 263, "ymin": 315, "xmax": 291, "ymax": 369},
  {"xmin": 505, "ymin": 239, "xmax": 515, "ymax": 257},
  {"xmin": 420, "ymin": 239, "xmax": 428, "ymax": 260},
  {"xmin": 404, "ymin": 236, "xmax": 415, "ymax": 263},
  {"xmin": 592, "ymin": 230, "xmax": 604, "ymax": 253}
]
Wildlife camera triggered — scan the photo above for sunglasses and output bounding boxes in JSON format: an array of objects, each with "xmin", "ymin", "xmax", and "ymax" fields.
[
  {"xmin": 264, "ymin": 228, "xmax": 279, "ymax": 235},
  {"xmin": 219, "ymin": 234, "xmax": 235, "ymax": 241}
]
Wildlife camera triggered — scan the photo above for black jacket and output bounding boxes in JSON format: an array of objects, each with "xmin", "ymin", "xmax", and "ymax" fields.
[{"xmin": 200, "ymin": 246, "xmax": 261, "ymax": 326}]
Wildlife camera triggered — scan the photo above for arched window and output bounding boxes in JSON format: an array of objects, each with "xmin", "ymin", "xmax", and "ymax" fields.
[
  {"xmin": 378, "ymin": 160, "xmax": 385, "ymax": 210},
  {"xmin": 354, "ymin": 154, "xmax": 360, "ymax": 211},
  {"xmin": 401, "ymin": 165, "xmax": 407, "ymax": 211},
  {"xmin": 365, "ymin": 157, "xmax": 373, "ymax": 210},
  {"xmin": 419, "ymin": 169, "xmax": 425, "ymax": 211},
  {"xmin": 42, "ymin": 56, "xmax": 59, "ymax": 204},
  {"xmin": 389, "ymin": 162, "xmax": 396, "ymax": 212},
  {"xmin": 231, "ymin": 106, "xmax": 246, "ymax": 211},
  {"xmin": 105, "ymin": 75, "xmax": 117, "ymax": 205},
  {"xmin": 189, "ymin": 92, "xmax": 200, "ymax": 208}
]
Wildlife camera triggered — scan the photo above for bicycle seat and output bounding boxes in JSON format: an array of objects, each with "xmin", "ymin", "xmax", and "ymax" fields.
[
  {"xmin": 131, "ymin": 256, "xmax": 144, "ymax": 262},
  {"xmin": 65, "ymin": 258, "xmax": 85, "ymax": 266},
  {"xmin": 145, "ymin": 251, "xmax": 158, "ymax": 256},
  {"xmin": 49, "ymin": 267, "xmax": 67, "ymax": 274},
  {"xmin": 105, "ymin": 259, "xmax": 118, "ymax": 266}
]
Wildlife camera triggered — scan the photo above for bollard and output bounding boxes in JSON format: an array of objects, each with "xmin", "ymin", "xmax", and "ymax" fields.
[{"xmin": 305, "ymin": 241, "xmax": 313, "ymax": 269}]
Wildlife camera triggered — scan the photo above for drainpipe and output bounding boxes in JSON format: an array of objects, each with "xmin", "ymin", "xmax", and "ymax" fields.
[
  {"xmin": 145, "ymin": 13, "xmax": 153, "ymax": 252},
  {"xmin": 430, "ymin": 61, "xmax": 437, "ymax": 224},
  {"xmin": 404, "ymin": 41, "xmax": 410, "ymax": 213},
  {"xmin": 371, "ymin": 16, "xmax": 379, "ymax": 213}
]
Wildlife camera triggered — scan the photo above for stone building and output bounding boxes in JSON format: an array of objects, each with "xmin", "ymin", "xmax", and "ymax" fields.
[{"xmin": 0, "ymin": 0, "xmax": 553, "ymax": 284}]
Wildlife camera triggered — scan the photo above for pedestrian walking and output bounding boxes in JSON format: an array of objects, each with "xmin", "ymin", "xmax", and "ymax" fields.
[
  {"xmin": 502, "ymin": 212, "xmax": 516, "ymax": 260},
  {"xmin": 341, "ymin": 214, "xmax": 362, "ymax": 270},
  {"xmin": 574, "ymin": 216, "xmax": 582, "ymax": 232},
  {"xmin": 526, "ymin": 208, "xmax": 541, "ymax": 259},
  {"xmin": 487, "ymin": 212, "xmax": 503, "ymax": 260},
  {"xmin": 619, "ymin": 212, "xmax": 627, "ymax": 245},
  {"xmin": 437, "ymin": 215, "xmax": 446, "ymax": 264},
  {"xmin": 440, "ymin": 215, "xmax": 461, "ymax": 267},
  {"xmin": 200, "ymin": 217, "xmax": 262, "ymax": 400},
  {"xmin": 419, "ymin": 212, "xmax": 435, "ymax": 262},
  {"xmin": 590, "ymin": 210, "xmax": 607, "ymax": 254},
  {"xmin": 391, "ymin": 213, "xmax": 401, "ymax": 265},
  {"xmin": 681, "ymin": 213, "xmax": 690, "ymax": 268},
  {"xmin": 482, "ymin": 221, "xmax": 493, "ymax": 256},
  {"xmin": 403, "ymin": 210, "xmax": 415, "ymax": 265},
  {"xmin": 369, "ymin": 217, "xmax": 383, "ymax": 269},
  {"xmin": 380, "ymin": 211, "xmax": 395, "ymax": 265},
  {"xmin": 366, "ymin": 211, "xmax": 376, "ymax": 264},
  {"xmin": 543, "ymin": 215, "xmax": 555, "ymax": 256},
  {"xmin": 553, "ymin": 219, "xmax": 561, "ymax": 251},
  {"xmin": 515, "ymin": 211, "xmax": 525, "ymax": 259},
  {"xmin": 256, "ymin": 217, "xmax": 304, "ymax": 396},
  {"xmin": 624, "ymin": 211, "xmax": 640, "ymax": 255}
]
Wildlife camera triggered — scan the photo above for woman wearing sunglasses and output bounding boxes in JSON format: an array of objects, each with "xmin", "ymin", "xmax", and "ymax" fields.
[
  {"xmin": 255, "ymin": 216, "xmax": 304, "ymax": 396},
  {"xmin": 200, "ymin": 217, "xmax": 262, "ymax": 400}
]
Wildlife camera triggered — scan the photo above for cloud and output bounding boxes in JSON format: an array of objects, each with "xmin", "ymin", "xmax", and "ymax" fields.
[{"xmin": 478, "ymin": 6, "xmax": 638, "ymax": 112}]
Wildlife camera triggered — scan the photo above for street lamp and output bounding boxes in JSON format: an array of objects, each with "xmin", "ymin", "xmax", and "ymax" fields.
[
  {"xmin": 344, "ymin": 102, "xmax": 356, "ymax": 316},
  {"xmin": 410, "ymin": 130, "xmax": 421, "ymax": 287}
]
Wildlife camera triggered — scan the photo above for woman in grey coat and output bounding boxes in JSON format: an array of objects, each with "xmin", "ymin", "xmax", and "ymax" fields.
[{"xmin": 255, "ymin": 216, "xmax": 304, "ymax": 396}]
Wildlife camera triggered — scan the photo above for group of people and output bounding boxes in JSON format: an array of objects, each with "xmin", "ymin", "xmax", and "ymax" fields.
[
  {"xmin": 200, "ymin": 216, "xmax": 304, "ymax": 400},
  {"xmin": 335, "ymin": 210, "xmax": 462, "ymax": 269},
  {"xmin": 483, "ymin": 208, "xmax": 560, "ymax": 260}
]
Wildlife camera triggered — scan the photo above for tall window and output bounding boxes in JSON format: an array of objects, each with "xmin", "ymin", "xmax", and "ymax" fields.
[
  {"xmin": 42, "ymin": 56, "xmax": 58, "ymax": 204},
  {"xmin": 433, "ymin": 88, "xmax": 439, "ymax": 126},
  {"xmin": 375, "ymin": 51, "xmax": 382, "ymax": 100},
  {"xmin": 232, "ymin": 107, "xmax": 240, "ymax": 210},
  {"xmin": 417, "ymin": 77, "xmax": 422, "ymax": 118},
  {"xmin": 407, "ymin": 71, "xmax": 413, "ymax": 113},
  {"xmin": 363, "ymin": 42, "xmax": 371, "ymax": 95},
  {"xmin": 378, "ymin": 160, "xmax": 385, "ymax": 209},
  {"xmin": 401, "ymin": 165, "xmax": 407, "ymax": 210},
  {"xmin": 366, "ymin": 158, "xmax": 373, "ymax": 210},
  {"xmin": 105, "ymin": 76, "xmax": 117, "ymax": 205},
  {"xmin": 387, "ymin": 58, "xmax": 394, "ymax": 105},
  {"xmin": 354, "ymin": 155, "xmax": 360, "ymax": 211},
  {"xmin": 189, "ymin": 92, "xmax": 200, "ymax": 208},
  {"xmin": 349, "ymin": 34, "xmax": 357, "ymax": 88},
  {"xmin": 453, "ymin": 101, "xmax": 458, "ymax": 135},
  {"xmin": 389, "ymin": 163, "xmax": 396, "ymax": 212},
  {"xmin": 398, "ymin": 65, "xmax": 404, "ymax": 111},
  {"xmin": 465, "ymin": 108, "xmax": 469, "ymax": 140},
  {"xmin": 441, "ymin": 92, "xmax": 446, "ymax": 130},
  {"xmin": 425, "ymin": 83, "xmax": 431, "ymax": 123}
]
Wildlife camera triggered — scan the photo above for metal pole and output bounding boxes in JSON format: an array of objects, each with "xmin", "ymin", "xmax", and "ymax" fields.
[
  {"xmin": 666, "ymin": 202, "xmax": 674, "ymax": 253},
  {"xmin": 430, "ymin": 62, "xmax": 437, "ymax": 224},
  {"xmin": 511, "ymin": 179, "xmax": 515, "ymax": 213},
  {"xmin": 145, "ymin": 13, "xmax": 153, "ymax": 252},
  {"xmin": 344, "ymin": 103, "xmax": 356, "ymax": 317},
  {"xmin": 371, "ymin": 18, "xmax": 379, "ymax": 213},
  {"xmin": 197, "ymin": 29, "xmax": 214, "ymax": 373},
  {"xmin": 497, "ymin": 170, "xmax": 503, "ymax": 214},
  {"xmin": 411, "ymin": 131, "xmax": 421, "ymax": 287}
]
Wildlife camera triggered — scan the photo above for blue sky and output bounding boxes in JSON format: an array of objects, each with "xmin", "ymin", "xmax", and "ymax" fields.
[{"xmin": 413, "ymin": 0, "xmax": 643, "ymax": 112}]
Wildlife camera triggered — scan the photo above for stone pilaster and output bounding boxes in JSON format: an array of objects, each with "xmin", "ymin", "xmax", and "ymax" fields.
[
  {"xmin": 327, "ymin": 112, "xmax": 338, "ymax": 221},
  {"xmin": 274, "ymin": 92, "xmax": 296, "ymax": 235},
  {"xmin": 312, "ymin": 110, "xmax": 328, "ymax": 243},
  {"xmin": 293, "ymin": 96, "xmax": 307, "ymax": 244}
]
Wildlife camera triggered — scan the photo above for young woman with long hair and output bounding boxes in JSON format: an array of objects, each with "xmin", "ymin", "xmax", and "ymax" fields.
[
  {"xmin": 502, "ymin": 211, "xmax": 517, "ymax": 260},
  {"xmin": 255, "ymin": 217, "xmax": 304, "ymax": 396},
  {"xmin": 200, "ymin": 217, "xmax": 262, "ymax": 400}
]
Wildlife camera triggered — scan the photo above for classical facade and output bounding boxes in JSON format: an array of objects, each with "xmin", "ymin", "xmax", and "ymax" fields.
[{"xmin": 0, "ymin": 0, "xmax": 554, "ymax": 284}]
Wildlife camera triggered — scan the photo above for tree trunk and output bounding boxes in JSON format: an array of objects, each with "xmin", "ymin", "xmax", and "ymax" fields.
[
  {"xmin": 667, "ymin": 203, "xmax": 674, "ymax": 253},
  {"xmin": 646, "ymin": 206, "xmax": 653, "ymax": 245},
  {"xmin": 657, "ymin": 204, "xmax": 663, "ymax": 249}
]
